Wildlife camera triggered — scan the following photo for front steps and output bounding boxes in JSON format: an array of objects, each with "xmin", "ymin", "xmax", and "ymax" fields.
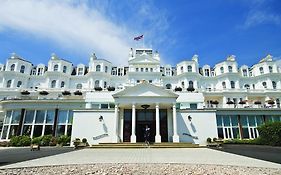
[{"xmin": 90, "ymin": 142, "xmax": 199, "ymax": 148}]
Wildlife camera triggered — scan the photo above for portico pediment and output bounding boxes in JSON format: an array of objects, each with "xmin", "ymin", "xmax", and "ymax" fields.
[
  {"xmin": 129, "ymin": 53, "xmax": 159, "ymax": 64},
  {"xmin": 113, "ymin": 82, "xmax": 178, "ymax": 98}
]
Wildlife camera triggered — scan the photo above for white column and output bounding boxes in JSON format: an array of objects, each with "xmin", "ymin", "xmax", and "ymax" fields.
[
  {"xmin": 130, "ymin": 104, "xmax": 136, "ymax": 143},
  {"xmin": 155, "ymin": 103, "xmax": 161, "ymax": 143},
  {"xmin": 112, "ymin": 104, "xmax": 119, "ymax": 143},
  {"xmin": 172, "ymin": 103, "xmax": 179, "ymax": 142}
]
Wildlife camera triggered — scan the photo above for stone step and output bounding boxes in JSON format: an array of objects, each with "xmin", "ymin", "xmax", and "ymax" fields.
[{"xmin": 90, "ymin": 142, "xmax": 199, "ymax": 148}]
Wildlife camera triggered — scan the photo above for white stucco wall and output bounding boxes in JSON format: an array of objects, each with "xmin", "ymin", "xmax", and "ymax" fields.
[
  {"xmin": 71, "ymin": 110, "xmax": 116, "ymax": 146},
  {"xmin": 177, "ymin": 110, "xmax": 217, "ymax": 145}
]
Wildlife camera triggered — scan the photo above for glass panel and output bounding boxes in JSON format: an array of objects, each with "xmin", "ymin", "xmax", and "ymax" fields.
[
  {"xmin": 44, "ymin": 125, "xmax": 53, "ymax": 135},
  {"xmin": 223, "ymin": 116, "xmax": 230, "ymax": 126},
  {"xmin": 67, "ymin": 125, "xmax": 72, "ymax": 136},
  {"xmin": 217, "ymin": 128, "xmax": 223, "ymax": 139},
  {"xmin": 256, "ymin": 116, "xmax": 264, "ymax": 126},
  {"xmin": 56, "ymin": 125, "xmax": 65, "ymax": 136},
  {"xmin": 58, "ymin": 110, "xmax": 68, "ymax": 124},
  {"xmin": 101, "ymin": 104, "xmax": 108, "ymax": 109},
  {"xmin": 1, "ymin": 126, "xmax": 8, "ymax": 139},
  {"xmin": 35, "ymin": 110, "xmax": 45, "ymax": 124},
  {"xmin": 248, "ymin": 116, "xmax": 256, "ymax": 126},
  {"xmin": 46, "ymin": 110, "xmax": 55, "ymax": 124},
  {"xmin": 68, "ymin": 111, "xmax": 73, "ymax": 124},
  {"xmin": 4, "ymin": 111, "xmax": 12, "ymax": 124},
  {"xmin": 109, "ymin": 103, "xmax": 115, "ymax": 109},
  {"xmin": 22, "ymin": 125, "xmax": 32, "ymax": 136},
  {"xmin": 190, "ymin": 103, "xmax": 197, "ymax": 109},
  {"xmin": 24, "ymin": 110, "xmax": 35, "ymax": 124},
  {"xmin": 216, "ymin": 116, "xmax": 222, "ymax": 127},
  {"xmin": 242, "ymin": 128, "xmax": 249, "ymax": 139},
  {"xmin": 8, "ymin": 125, "xmax": 18, "ymax": 139},
  {"xmin": 11, "ymin": 110, "xmax": 21, "ymax": 124},
  {"xmin": 272, "ymin": 116, "xmax": 280, "ymax": 122},
  {"xmin": 230, "ymin": 116, "xmax": 238, "ymax": 126},
  {"xmin": 33, "ymin": 125, "xmax": 43, "ymax": 138},
  {"xmin": 232, "ymin": 128, "xmax": 240, "ymax": 139},
  {"xmin": 240, "ymin": 116, "xmax": 248, "ymax": 127}
]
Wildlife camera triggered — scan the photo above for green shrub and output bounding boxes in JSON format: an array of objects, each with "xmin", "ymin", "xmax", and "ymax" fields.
[
  {"xmin": 49, "ymin": 137, "xmax": 57, "ymax": 146},
  {"xmin": 257, "ymin": 122, "xmax": 281, "ymax": 146},
  {"xmin": 10, "ymin": 136, "xmax": 31, "ymax": 147},
  {"xmin": 82, "ymin": 138, "xmax": 87, "ymax": 143},
  {"xmin": 206, "ymin": 137, "xmax": 212, "ymax": 143},
  {"xmin": 41, "ymin": 135, "xmax": 53, "ymax": 146},
  {"xmin": 57, "ymin": 135, "xmax": 71, "ymax": 146},
  {"xmin": 32, "ymin": 136, "xmax": 42, "ymax": 145}
]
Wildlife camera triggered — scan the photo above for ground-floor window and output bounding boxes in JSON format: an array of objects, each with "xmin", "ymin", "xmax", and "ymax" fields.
[
  {"xmin": 216, "ymin": 115, "xmax": 240, "ymax": 139},
  {"xmin": 0, "ymin": 109, "xmax": 73, "ymax": 140}
]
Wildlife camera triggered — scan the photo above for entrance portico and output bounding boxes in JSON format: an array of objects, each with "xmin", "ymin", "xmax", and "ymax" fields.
[{"xmin": 113, "ymin": 81, "xmax": 179, "ymax": 143}]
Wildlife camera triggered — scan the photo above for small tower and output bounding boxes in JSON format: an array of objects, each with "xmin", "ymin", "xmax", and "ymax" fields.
[
  {"xmin": 90, "ymin": 53, "xmax": 97, "ymax": 62},
  {"xmin": 51, "ymin": 53, "xmax": 59, "ymax": 60}
]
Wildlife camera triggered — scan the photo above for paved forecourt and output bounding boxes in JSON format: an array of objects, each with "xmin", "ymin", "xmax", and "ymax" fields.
[{"xmin": 1, "ymin": 148, "xmax": 281, "ymax": 169}]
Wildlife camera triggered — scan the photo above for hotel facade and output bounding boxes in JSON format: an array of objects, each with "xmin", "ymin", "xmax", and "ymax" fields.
[{"xmin": 0, "ymin": 48, "xmax": 281, "ymax": 146}]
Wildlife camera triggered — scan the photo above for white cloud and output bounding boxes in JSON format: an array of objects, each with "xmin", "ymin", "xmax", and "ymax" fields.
[
  {"xmin": 244, "ymin": 11, "xmax": 281, "ymax": 28},
  {"xmin": 0, "ymin": 0, "xmax": 136, "ymax": 65}
]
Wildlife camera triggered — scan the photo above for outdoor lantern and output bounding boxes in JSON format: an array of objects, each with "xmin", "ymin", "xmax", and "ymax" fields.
[
  {"xmin": 99, "ymin": 115, "xmax": 103, "ymax": 122},
  {"xmin": 188, "ymin": 115, "xmax": 192, "ymax": 122}
]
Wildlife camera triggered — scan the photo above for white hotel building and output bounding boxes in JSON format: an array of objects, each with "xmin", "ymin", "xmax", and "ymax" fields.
[{"xmin": 0, "ymin": 48, "xmax": 280, "ymax": 145}]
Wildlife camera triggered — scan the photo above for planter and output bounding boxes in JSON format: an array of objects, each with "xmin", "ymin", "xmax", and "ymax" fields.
[
  {"xmin": 254, "ymin": 101, "xmax": 262, "ymax": 105},
  {"xmin": 62, "ymin": 91, "xmax": 71, "ymax": 95},
  {"xmin": 211, "ymin": 101, "xmax": 219, "ymax": 105},
  {"xmin": 94, "ymin": 87, "xmax": 102, "ymax": 91},
  {"xmin": 187, "ymin": 87, "xmax": 195, "ymax": 92},
  {"xmin": 74, "ymin": 91, "xmax": 82, "ymax": 96},
  {"xmin": 107, "ymin": 86, "xmax": 115, "ymax": 91},
  {"xmin": 21, "ymin": 90, "xmax": 30, "ymax": 95},
  {"xmin": 267, "ymin": 100, "xmax": 275, "ymax": 105},
  {"xmin": 226, "ymin": 101, "xmax": 234, "ymax": 105},
  {"xmin": 174, "ymin": 87, "xmax": 182, "ymax": 92},
  {"xmin": 239, "ymin": 101, "xmax": 246, "ymax": 105},
  {"xmin": 39, "ymin": 91, "xmax": 49, "ymax": 95}
]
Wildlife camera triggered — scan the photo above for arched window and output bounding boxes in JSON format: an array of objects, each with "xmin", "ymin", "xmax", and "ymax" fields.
[
  {"xmin": 220, "ymin": 67, "xmax": 224, "ymax": 74},
  {"xmin": 242, "ymin": 69, "xmax": 247, "ymax": 77},
  {"xmin": 10, "ymin": 64, "xmax": 15, "ymax": 71},
  {"xmin": 187, "ymin": 65, "xmax": 192, "ymax": 72},
  {"xmin": 51, "ymin": 80, "xmax": 56, "ymax": 88},
  {"xmin": 96, "ymin": 65, "xmax": 101, "ymax": 72},
  {"xmin": 204, "ymin": 69, "xmax": 210, "ymax": 76},
  {"xmin": 165, "ymin": 84, "xmax": 172, "ymax": 89},
  {"xmin": 180, "ymin": 66, "xmax": 184, "ymax": 73},
  {"xmin": 188, "ymin": 81, "xmax": 194, "ymax": 88},
  {"xmin": 181, "ymin": 81, "xmax": 185, "ymax": 88},
  {"xmin": 228, "ymin": 66, "xmax": 233, "ymax": 73},
  {"xmin": 61, "ymin": 81, "xmax": 65, "ymax": 88},
  {"xmin": 272, "ymin": 81, "xmax": 276, "ymax": 89},
  {"xmin": 222, "ymin": 82, "xmax": 226, "ymax": 89},
  {"xmin": 259, "ymin": 67, "xmax": 264, "ymax": 74},
  {"xmin": 7, "ymin": 80, "xmax": 12, "ymax": 88},
  {"xmin": 17, "ymin": 81, "xmax": 22, "ymax": 88},
  {"xmin": 95, "ymin": 80, "xmax": 100, "ymax": 88},
  {"xmin": 20, "ymin": 65, "xmax": 25, "ymax": 73},
  {"xmin": 231, "ymin": 81, "xmax": 235, "ymax": 89},
  {"xmin": 262, "ymin": 82, "xmax": 267, "ymax": 89},
  {"xmin": 269, "ymin": 66, "xmax": 273, "ymax": 73},
  {"xmin": 78, "ymin": 68, "xmax": 83, "ymax": 75},
  {"xmin": 244, "ymin": 84, "xmax": 250, "ymax": 89},
  {"xmin": 63, "ymin": 66, "xmax": 67, "ymax": 73},
  {"xmin": 38, "ymin": 68, "xmax": 43, "ymax": 75},
  {"xmin": 105, "ymin": 66, "xmax": 108, "ymax": 73},
  {"xmin": 76, "ymin": 83, "xmax": 82, "ymax": 89},
  {"xmin": 54, "ymin": 64, "xmax": 58, "ymax": 72}
]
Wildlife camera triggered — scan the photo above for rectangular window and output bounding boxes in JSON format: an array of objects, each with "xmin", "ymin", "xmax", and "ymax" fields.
[
  {"xmin": 232, "ymin": 128, "xmax": 240, "ymax": 139},
  {"xmin": 190, "ymin": 103, "xmax": 197, "ymax": 110},
  {"xmin": 68, "ymin": 111, "xmax": 73, "ymax": 124},
  {"xmin": 230, "ymin": 116, "xmax": 238, "ymax": 126},
  {"xmin": 223, "ymin": 116, "xmax": 230, "ymax": 126},
  {"xmin": 217, "ymin": 128, "xmax": 223, "ymax": 139},
  {"xmin": 4, "ymin": 111, "xmax": 12, "ymax": 124},
  {"xmin": 44, "ymin": 125, "xmax": 53, "ymax": 135},
  {"xmin": 256, "ymin": 116, "xmax": 264, "ymax": 126},
  {"xmin": 22, "ymin": 125, "xmax": 32, "ymax": 136},
  {"xmin": 56, "ymin": 125, "xmax": 65, "ymax": 136},
  {"xmin": 11, "ymin": 110, "xmax": 21, "ymax": 124},
  {"xmin": 101, "ymin": 104, "xmax": 109, "ymax": 109},
  {"xmin": 8, "ymin": 125, "xmax": 18, "ymax": 139},
  {"xmin": 1, "ymin": 126, "xmax": 8, "ymax": 139},
  {"xmin": 240, "ymin": 116, "xmax": 248, "ymax": 127},
  {"xmin": 35, "ymin": 110, "xmax": 45, "ymax": 123},
  {"xmin": 24, "ymin": 110, "xmax": 35, "ymax": 124},
  {"xmin": 248, "ymin": 116, "xmax": 256, "ymax": 126},
  {"xmin": 216, "ymin": 116, "xmax": 223, "ymax": 127},
  {"xmin": 242, "ymin": 128, "xmax": 249, "ymax": 139},
  {"xmin": 58, "ymin": 110, "xmax": 68, "ymax": 124},
  {"xmin": 67, "ymin": 125, "xmax": 72, "ymax": 136},
  {"xmin": 33, "ymin": 125, "xmax": 43, "ymax": 138},
  {"xmin": 46, "ymin": 110, "xmax": 55, "ymax": 124}
]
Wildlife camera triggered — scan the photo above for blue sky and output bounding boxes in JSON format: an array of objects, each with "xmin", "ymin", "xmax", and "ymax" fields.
[{"xmin": 0, "ymin": 0, "xmax": 280, "ymax": 67}]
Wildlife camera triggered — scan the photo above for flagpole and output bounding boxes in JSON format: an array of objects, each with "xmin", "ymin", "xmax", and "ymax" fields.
[{"xmin": 143, "ymin": 35, "xmax": 145, "ymax": 48}]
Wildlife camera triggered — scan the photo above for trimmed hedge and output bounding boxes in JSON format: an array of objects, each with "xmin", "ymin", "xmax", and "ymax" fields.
[
  {"xmin": 257, "ymin": 122, "xmax": 281, "ymax": 146},
  {"xmin": 57, "ymin": 135, "xmax": 71, "ymax": 146},
  {"xmin": 10, "ymin": 136, "xmax": 31, "ymax": 147}
]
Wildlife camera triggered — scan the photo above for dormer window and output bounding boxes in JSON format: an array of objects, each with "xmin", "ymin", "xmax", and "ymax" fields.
[
  {"xmin": 20, "ymin": 65, "xmax": 25, "ymax": 73},
  {"xmin": 7, "ymin": 80, "xmax": 12, "ymax": 88},
  {"xmin": 181, "ymin": 66, "xmax": 184, "ymax": 73},
  {"xmin": 204, "ymin": 69, "xmax": 210, "ymax": 76},
  {"xmin": 262, "ymin": 82, "xmax": 267, "ymax": 89},
  {"xmin": 259, "ymin": 67, "xmax": 264, "ymax": 74},
  {"xmin": 17, "ymin": 81, "xmax": 22, "ymax": 88},
  {"xmin": 78, "ymin": 68, "xmax": 83, "ymax": 75},
  {"xmin": 228, "ymin": 66, "xmax": 232, "ymax": 73},
  {"xmin": 61, "ymin": 81, "xmax": 65, "ymax": 88},
  {"xmin": 63, "ymin": 66, "xmax": 67, "ymax": 73},
  {"xmin": 269, "ymin": 66, "xmax": 273, "ymax": 73},
  {"xmin": 10, "ymin": 64, "xmax": 15, "ymax": 71},
  {"xmin": 242, "ymin": 69, "xmax": 247, "ymax": 77},
  {"xmin": 187, "ymin": 65, "xmax": 192, "ymax": 72},
  {"xmin": 37, "ymin": 68, "xmax": 43, "ymax": 75},
  {"xmin": 231, "ymin": 81, "xmax": 235, "ymax": 89},
  {"xmin": 54, "ymin": 64, "xmax": 58, "ymax": 72},
  {"xmin": 96, "ymin": 65, "xmax": 101, "ymax": 72},
  {"xmin": 220, "ymin": 67, "xmax": 224, "ymax": 74},
  {"xmin": 94, "ymin": 80, "xmax": 100, "ymax": 88},
  {"xmin": 222, "ymin": 82, "xmax": 226, "ymax": 89}
]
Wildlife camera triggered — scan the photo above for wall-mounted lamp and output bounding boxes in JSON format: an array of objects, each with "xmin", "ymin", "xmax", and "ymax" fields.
[
  {"xmin": 188, "ymin": 115, "xmax": 192, "ymax": 122},
  {"xmin": 99, "ymin": 115, "xmax": 103, "ymax": 122}
]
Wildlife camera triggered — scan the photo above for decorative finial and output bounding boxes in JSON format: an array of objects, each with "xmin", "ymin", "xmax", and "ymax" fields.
[
  {"xmin": 192, "ymin": 54, "xmax": 199, "ymax": 62},
  {"xmin": 90, "ymin": 53, "xmax": 97, "ymax": 61},
  {"xmin": 51, "ymin": 53, "xmax": 58, "ymax": 60},
  {"xmin": 11, "ymin": 52, "xmax": 17, "ymax": 59}
]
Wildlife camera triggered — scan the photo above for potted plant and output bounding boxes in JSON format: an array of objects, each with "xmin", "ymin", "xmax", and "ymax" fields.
[
  {"xmin": 226, "ymin": 101, "xmax": 234, "ymax": 105},
  {"xmin": 73, "ymin": 138, "xmax": 81, "ymax": 149},
  {"xmin": 174, "ymin": 87, "xmax": 182, "ymax": 92},
  {"xmin": 94, "ymin": 87, "xmax": 102, "ymax": 91},
  {"xmin": 211, "ymin": 101, "xmax": 219, "ymax": 105},
  {"xmin": 21, "ymin": 90, "xmax": 30, "ymax": 95},
  {"xmin": 39, "ymin": 91, "xmax": 49, "ymax": 95},
  {"xmin": 81, "ymin": 138, "xmax": 88, "ymax": 146},
  {"xmin": 62, "ymin": 90, "xmax": 71, "ymax": 96},
  {"xmin": 254, "ymin": 101, "xmax": 262, "ymax": 105},
  {"xmin": 74, "ymin": 91, "xmax": 82, "ymax": 95},
  {"xmin": 239, "ymin": 100, "xmax": 246, "ymax": 105},
  {"xmin": 187, "ymin": 86, "xmax": 195, "ymax": 92},
  {"xmin": 267, "ymin": 100, "xmax": 275, "ymax": 105},
  {"xmin": 107, "ymin": 86, "xmax": 115, "ymax": 91}
]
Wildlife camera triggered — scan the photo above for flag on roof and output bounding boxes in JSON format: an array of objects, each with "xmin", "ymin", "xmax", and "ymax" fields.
[{"xmin": 134, "ymin": 35, "xmax": 143, "ymax": 41}]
